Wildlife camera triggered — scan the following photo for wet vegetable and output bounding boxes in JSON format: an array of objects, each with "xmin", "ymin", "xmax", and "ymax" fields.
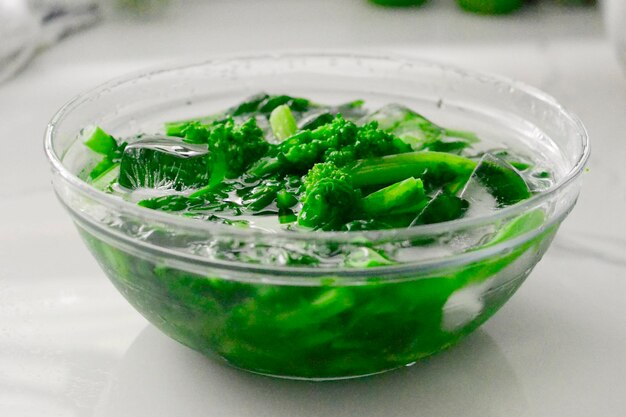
[
  {"xmin": 77, "ymin": 94, "xmax": 553, "ymax": 379},
  {"xmin": 84, "ymin": 94, "xmax": 534, "ymax": 232}
]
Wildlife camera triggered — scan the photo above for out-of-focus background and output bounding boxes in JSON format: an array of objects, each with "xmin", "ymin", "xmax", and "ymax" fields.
[{"xmin": 1, "ymin": 1, "xmax": 625, "ymax": 416}]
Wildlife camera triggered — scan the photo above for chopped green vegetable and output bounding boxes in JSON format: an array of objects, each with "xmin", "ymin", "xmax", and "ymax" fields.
[
  {"xmin": 84, "ymin": 127, "xmax": 118, "ymax": 155},
  {"xmin": 83, "ymin": 96, "xmax": 541, "ymax": 232},
  {"xmin": 361, "ymin": 177, "xmax": 426, "ymax": 217},
  {"xmin": 269, "ymin": 105, "xmax": 298, "ymax": 140},
  {"xmin": 76, "ymin": 94, "xmax": 556, "ymax": 380}
]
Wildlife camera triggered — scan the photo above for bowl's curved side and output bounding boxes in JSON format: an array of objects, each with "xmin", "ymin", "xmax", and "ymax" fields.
[{"xmin": 72, "ymin": 211, "xmax": 558, "ymax": 380}]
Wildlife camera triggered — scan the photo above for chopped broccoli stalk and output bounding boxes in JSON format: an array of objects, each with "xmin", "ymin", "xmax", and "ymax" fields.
[
  {"xmin": 227, "ymin": 93, "xmax": 312, "ymax": 117},
  {"xmin": 85, "ymin": 127, "xmax": 118, "ymax": 155},
  {"xmin": 89, "ymin": 157, "xmax": 116, "ymax": 180},
  {"xmin": 90, "ymin": 163, "xmax": 120, "ymax": 191},
  {"xmin": 84, "ymin": 127, "xmax": 127, "ymax": 181},
  {"xmin": 348, "ymin": 151, "xmax": 477, "ymax": 192},
  {"xmin": 269, "ymin": 105, "xmax": 298, "ymax": 140},
  {"xmin": 361, "ymin": 177, "xmax": 426, "ymax": 217},
  {"xmin": 164, "ymin": 122, "xmax": 189, "ymax": 137}
]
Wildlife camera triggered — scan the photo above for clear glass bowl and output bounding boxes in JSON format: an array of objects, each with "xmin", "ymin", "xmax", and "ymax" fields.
[{"xmin": 44, "ymin": 53, "xmax": 589, "ymax": 380}]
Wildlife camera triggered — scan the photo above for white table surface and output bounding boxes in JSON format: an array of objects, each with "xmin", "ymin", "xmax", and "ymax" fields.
[{"xmin": 1, "ymin": 1, "xmax": 625, "ymax": 416}]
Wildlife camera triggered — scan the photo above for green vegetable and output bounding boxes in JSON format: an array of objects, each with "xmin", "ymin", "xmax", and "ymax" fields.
[
  {"xmin": 252, "ymin": 115, "xmax": 411, "ymax": 177},
  {"xmin": 84, "ymin": 94, "xmax": 541, "ymax": 232},
  {"xmin": 83, "ymin": 127, "xmax": 127, "ymax": 183},
  {"xmin": 84, "ymin": 126, "xmax": 118, "ymax": 155},
  {"xmin": 361, "ymin": 177, "xmax": 426, "ymax": 217},
  {"xmin": 269, "ymin": 105, "xmax": 298, "ymax": 140},
  {"xmin": 298, "ymin": 163, "xmax": 360, "ymax": 230},
  {"xmin": 76, "ymin": 94, "xmax": 555, "ymax": 379},
  {"xmin": 181, "ymin": 118, "xmax": 270, "ymax": 192},
  {"xmin": 348, "ymin": 151, "xmax": 477, "ymax": 192}
]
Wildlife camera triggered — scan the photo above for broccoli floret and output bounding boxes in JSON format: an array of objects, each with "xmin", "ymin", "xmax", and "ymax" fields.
[
  {"xmin": 253, "ymin": 115, "xmax": 411, "ymax": 177},
  {"xmin": 298, "ymin": 163, "xmax": 361, "ymax": 230},
  {"xmin": 181, "ymin": 118, "xmax": 270, "ymax": 189},
  {"xmin": 298, "ymin": 151, "xmax": 481, "ymax": 230}
]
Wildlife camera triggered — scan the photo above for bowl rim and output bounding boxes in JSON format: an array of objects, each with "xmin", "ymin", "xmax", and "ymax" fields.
[{"xmin": 44, "ymin": 51, "xmax": 590, "ymax": 261}]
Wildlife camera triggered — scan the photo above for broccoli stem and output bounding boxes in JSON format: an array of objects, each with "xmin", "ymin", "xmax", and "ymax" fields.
[
  {"xmin": 269, "ymin": 105, "xmax": 298, "ymax": 141},
  {"xmin": 248, "ymin": 157, "xmax": 282, "ymax": 178},
  {"xmin": 84, "ymin": 126, "xmax": 118, "ymax": 155},
  {"xmin": 349, "ymin": 151, "xmax": 477, "ymax": 192},
  {"xmin": 361, "ymin": 177, "xmax": 426, "ymax": 217}
]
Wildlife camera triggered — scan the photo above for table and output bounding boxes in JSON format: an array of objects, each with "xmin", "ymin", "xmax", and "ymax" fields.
[{"xmin": 1, "ymin": 1, "xmax": 625, "ymax": 416}]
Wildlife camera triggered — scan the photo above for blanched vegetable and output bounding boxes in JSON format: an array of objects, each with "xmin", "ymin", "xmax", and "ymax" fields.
[{"xmin": 85, "ymin": 94, "xmax": 539, "ymax": 232}]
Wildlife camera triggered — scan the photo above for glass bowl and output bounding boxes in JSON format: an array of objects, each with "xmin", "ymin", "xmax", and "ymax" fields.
[{"xmin": 44, "ymin": 53, "xmax": 589, "ymax": 380}]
